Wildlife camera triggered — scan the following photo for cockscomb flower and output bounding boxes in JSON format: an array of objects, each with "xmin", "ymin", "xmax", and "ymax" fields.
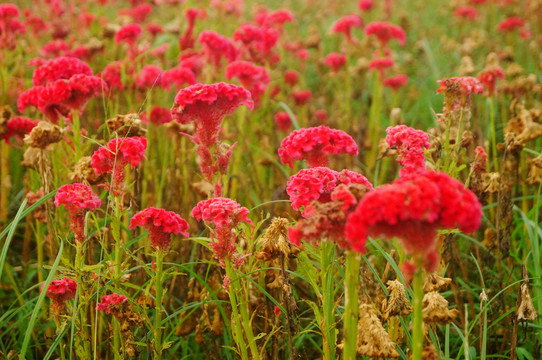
[
  {"xmin": 385, "ymin": 125, "xmax": 430, "ymax": 177},
  {"xmin": 0, "ymin": 4, "xmax": 24, "ymax": 49},
  {"xmin": 454, "ymin": 6, "xmax": 479, "ymax": 21},
  {"xmin": 40, "ymin": 39, "xmax": 69, "ymax": 58},
  {"xmin": 130, "ymin": 207, "xmax": 189, "ymax": 250},
  {"xmin": 315, "ymin": 109, "xmax": 328, "ymax": 123},
  {"xmin": 274, "ymin": 112, "xmax": 293, "ymax": 132},
  {"xmin": 383, "ymin": 74, "xmax": 408, "ymax": 91},
  {"xmin": 161, "ymin": 66, "xmax": 196, "ymax": 90},
  {"xmin": 332, "ymin": 14, "xmax": 363, "ymax": 42},
  {"xmin": 473, "ymin": 146, "xmax": 487, "ymax": 171},
  {"xmin": 291, "ymin": 90, "xmax": 312, "ymax": 106},
  {"xmin": 1, "ymin": 116, "xmax": 38, "ymax": 145},
  {"xmin": 179, "ymin": 7, "xmax": 206, "ymax": 50},
  {"xmin": 192, "ymin": 197, "xmax": 252, "ymax": 266},
  {"xmin": 256, "ymin": 9, "xmax": 293, "ymax": 30},
  {"xmin": 101, "ymin": 61, "xmax": 125, "ymax": 90},
  {"xmin": 345, "ymin": 170, "xmax": 482, "ymax": 271},
  {"xmin": 198, "ymin": 31, "xmax": 238, "ymax": 67},
  {"xmin": 134, "ymin": 65, "xmax": 162, "ymax": 90},
  {"xmin": 497, "ymin": 17, "xmax": 525, "ymax": 32},
  {"xmin": 233, "ymin": 24, "xmax": 279, "ymax": 64},
  {"xmin": 478, "ymin": 64, "xmax": 505, "ymax": 97},
  {"xmin": 96, "ymin": 293, "xmax": 128, "ymax": 315},
  {"xmin": 365, "ymin": 21, "xmax": 406, "ymax": 47},
  {"xmin": 118, "ymin": 3, "xmax": 152, "ymax": 22},
  {"xmin": 323, "ymin": 53, "xmax": 347, "ymax": 72},
  {"xmin": 286, "ymin": 167, "xmax": 373, "ymax": 216},
  {"xmin": 140, "ymin": 106, "xmax": 172, "ymax": 125},
  {"xmin": 91, "ymin": 136, "xmax": 147, "ymax": 194},
  {"xmin": 358, "ymin": 0, "xmax": 373, "ymax": 11},
  {"xmin": 115, "ymin": 23, "xmax": 142, "ymax": 45},
  {"xmin": 225, "ymin": 61, "xmax": 269, "ymax": 103},
  {"xmin": 42, "ymin": 277, "xmax": 77, "ymax": 313},
  {"xmin": 32, "ymin": 57, "xmax": 92, "ymax": 86},
  {"xmin": 437, "ymin": 76, "xmax": 483, "ymax": 110},
  {"xmin": 278, "ymin": 126, "xmax": 358, "ymax": 168},
  {"xmin": 368, "ymin": 57, "xmax": 395, "ymax": 79},
  {"xmin": 171, "ymin": 82, "xmax": 253, "ymax": 147},
  {"xmin": 284, "ymin": 70, "xmax": 299, "ymax": 86},
  {"xmin": 54, "ymin": 183, "xmax": 101, "ymax": 242}
]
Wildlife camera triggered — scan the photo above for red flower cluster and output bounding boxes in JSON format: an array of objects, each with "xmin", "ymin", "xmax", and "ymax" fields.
[
  {"xmin": 383, "ymin": 74, "xmax": 408, "ymax": 91},
  {"xmin": 115, "ymin": 23, "xmax": 141, "ymax": 45},
  {"xmin": 454, "ymin": 6, "xmax": 479, "ymax": 20},
  {"xmin": 130, "ymin": 207, "xmax": 189, "ymax": 250},
  {"xmin": 91, "ymin": 136, "xmax": 147, "ymax": 194},
  {"xmin": 96, "ymin": 293, "xmax": 128, "ymax": 315},
  {"xmin": 233, "ymin": 24, "xmax": 280, "ymax": 65},
  {"xmin": 274, "ymin": 112, "xmax": 293, "ymax": 132},
  {"xmin": 365, "ymin": 21, "xmax": 406, "ymax": 47},
  {"xmin": 161, "ymin": 66, "xmax": 196, "ymax": 90},
  {"xmin": 332, "ymin": 14, "xmax": 363, "ymax": 42},
  {"xmin": 140, "ymin": 106, "xmax": 172, "ymax": 125},
  {"xmin": 101, "ymin": 61, "xmax": 125, "ymax": 90},
  {"xmin": 278, "ymin": 126, "xmax": 358, "ymax": 168},
  {"xmin": 345, "ymin": 171, "xmax": 482, "ymax": 271},
  {"xmin": 358, "ymin": 0, "xmax": 374, "ymax": 11},
  {"xmin": 291, "ymin": 90, "xmax": 312, "ymax": 106},
  {"xmin": 474, "ymin": 146, "xmax": 488, "ymax": 171},
  {"xmin": 135, "ymin": 65, "xmax": 162, "ymax": 90},
  {"xmin": 284, "ymin": 70, "xmax": 299, "ymax": 86},
  {"xmin": 198, "ymin": 30, "xmax": 238, "ymax": 67},
  {"xmin": 1, "ymin": 116, "xmax": 38, "ymax": 145},
  {"xmin": 225, "ymin": 61, "xmax": 270, "ymax": 103},
  {"xmin": 437, "ymin": 76, "xmax": 483, "ymax": 111},
  {"xmin": 42, "ymin": 277, "xmax": 77, "ymax": 313},
  {"xmin": 179, "ymin": 8, "xmax": 206, "ymax": 50},
  {"xmin": 192, "ymin": 197, "xmax": 252, "ymax": 266},
  {"xmin": 368, "ymin": 57, "xmax": 395, "ymax": 79},
  {"xmin": 385, "ymin": 125, "xmax": 430, "ymax": 177},
  {"xmin": 323, "ymin": 53, "xmax": 347, "ymax": 72},
  {"xmin": 54, "ymin": 183, "xmax": 101, "ymax": 242},
  {"xmin": 497, "ymin": 17, "xmax": 525, "ymax": 32},
  {"xmin": 478, "ymin": 65, "xmax": 505, "ymax": 97},
  {"xmin": 0, "ymin": 4, "xmax": 25, "ymax": 49},
  {"xmin": 255, "ymin": 8, "xmax": 293, "ymax": 30},
  {"xmin": 32, "ymin": 57, "xmax": 92, "ymax": 86},
  {"xmin": 286, "ymin": 167, "xmax": 373, "ymax": 216}
]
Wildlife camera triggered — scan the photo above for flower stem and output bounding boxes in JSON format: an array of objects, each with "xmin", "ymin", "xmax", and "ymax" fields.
[
  {"xmin": 343, "ymin": 250, "xmax": 360, "ymax": 360},
  {"xmin": 71, "ymin": 110, "xmax": 82, "ymax": 160},
  {"xmin": 75, "ymin": 241, "xmax": 90, "ymax": 359},
  {"xmin": 154, "ymin": 250, "xmax": 164, "ymax": 359},
  {"xmin": 224, "ymin": 259, "xmax": 249, "ymax": 360},
  {"xmin": 488, "ymin": 97, "xmax": 499, "ymax": 172},
  {"xmin": 320, "ymin": 241, "xmax": 336, "ymax": 360},
  {"xmin": 412, "ymin": 268, "xmax": 424, "ymax": 360}
]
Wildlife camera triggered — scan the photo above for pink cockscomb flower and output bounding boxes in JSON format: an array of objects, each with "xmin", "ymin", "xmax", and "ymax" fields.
[
  {"xmin": 91, "ymin": 137, "xmax": 147, "ymax": 194},
  {"xmin": 474, "ymin": 146, "xmax": 488, "ymax": 171},
  {"xmin": 192, "ymin": 197, "xmax": 252, "ymax": 266},
  {"xmin": 274, "ymin": 112, "xmax": 293, "ymax": 132},
  {"xmin": 477, "ymin": 65, "xmax": 505, "ymax": 97},
  {"xmin": 130, "ymin": 207, "xmax": 189, "ymax": 250},
  {"xmin": 365, "ymin": 21, "xmax": 406, "ymax": 47},
  {"xmin": 358, "ymin": 0, "xmax": 373, "ymax": 11},
  {"xmin": 255, "ymin": 8, "xmax": 293, "ymax": 30},
  {"xmin": 161, "ymin": 66, "xmax": 196, "ymax": 90},
  {"xmin": 286, "ymin": 167, "xmax": 373, "ymax": 216},
  {"xmin": 179, "ymin": 7, "xmax": 206, "ymax": 50},
  {"xmin": 225, "ymin": 60, "xmax": 269, "ymax": 103},
  {"xmin": 368, "ymin": 57, "xmax": 395, "ymax": 79},
  {"xmin": 386, "ymin": 125, "xmax": 430, "ymax": 177},
  {"xmin": 115, "ymin": 23, "xmax": 142, "ymax": 45},
  {"xmin": 383, "ymin": 74, "xmax": 408, "ymax": 91},
  {"xmin": 31, "ymin": 57, "xmax": 92, "ymax": 86},
  {"xmin": 1, "ymin": 116, "xmax": 38, "ymax": 145},
  {"xmin": 332, "ymin": 14, "xmax": 363, "ymax": 42},
  {"xmin": 96, "ymin": 293, "xmax": 128, "ymax": 315},
  {"xmin": 101, "ymin": 61, "xmax": 125, "ymax": 90},
  {"xmin": 198, "ymin": 31, "xmax": 238, "ymax": 67},
  {"xmin": 278, "ymin": 126, "xmax": 358, "ymax": 168},
  {"xmin": 54, "ymin": 183, "xmax": 101, "ymax": 242},
  {"xmin": 118, "ymin": 3, "xmax": 152, "ymax": 23},
  {"xmin": 314, "ymin": 109, "xmax": 328, "ymax": 123},
  {"xmin": 140, "ymin": 106, "xmax": 173, "ymax": 125},
  {"xmin": 497, "ymin": 17, "xmax": 525, "ymax": 32},
  {"xmin": 0, "ymin": 4, "xmax": 24, "ymax": 49},
  {"xmin": 345, "ymin": 170, "xmax": 482, "ymax": 271},
  {"xmin": 233, "ymin": 24, "xmax": 279, "ymax": 65},
  {"xmin": 454, "ymin": 6, "xmax": 479, "ymax": 21},
  {"xmin": 42, "ymin": 277, "xmax": 77, "ymax": 313},
  {"xmin": 284, "ymin": 70, "xmax": 299, "ymax": 86},
  {"xmin": 135, "ymin": 65, "xmax": 162, "ymax": 90},
  {"xmin": 437, "ymin": 76, "xmax": 483, "ymax": 110},
  {"xmin": 291, "ymin": 90, "xmax": 312, "ymax": 106},
  {"xmin": 323, "ymin": 53, "xmax": 347, "ymax": 72}
]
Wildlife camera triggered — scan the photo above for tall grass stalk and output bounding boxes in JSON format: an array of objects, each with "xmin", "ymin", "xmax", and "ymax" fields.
[
  {"xmin": 320, "ymin": 240, "xmax": 336, "ymax": 360},
  {"xmin": 411, "ymin": 268, "xmax": 424, "ymax": 360},
  {"xmin": 153, "ymin": 249, "xmax": 165, "ymax": 358},
  {"xmin": 342, "ymin": 250, "xmax": 360, "ymax": 360}
]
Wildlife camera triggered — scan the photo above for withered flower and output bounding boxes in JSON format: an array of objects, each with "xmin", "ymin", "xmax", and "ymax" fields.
[
  {"xmin": 24, "ymin": 121, "xmax": 64, "ymax": 148},
  {"xmin": 423, "ymin": 292, "xmax": 459, "ymax": 325},
  {"xmin": 381, "ymin": 279, "xmax": 412, "ymax": 320},
  {"xmin": 423, "ymin": 272, "xmax": 452, "ymax": 292},
  {"xmin": 255, "ymin": 217, "xmax": 300, "ymax": 261},
  {"xmin": 69, "ymin": 156, "xmax": 105, "ymax": 185},
  {"xmin": 106, "ymin": 113, "xmax": 146, "ymax": 137},
  {"xmin": 353, "ymin": 303, "xmax": 399, "ymax": 358}
]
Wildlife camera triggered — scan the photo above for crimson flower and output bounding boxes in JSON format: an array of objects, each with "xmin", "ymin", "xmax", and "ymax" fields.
[
  {"xmin": 42, "ymin": 277, "xmax": 77, "ymax": 313},
  {"xmin": 96, "ymin": 293, "xmax": 128, "ymax": 315},
  {"xmin": 323, "ymin": 53, "xmax": 347, "ymax": 72},
  {"xmin": 497, "ymin": 17, "xmax": 525, "ymax": 32},
  {"xmin": 385, "ymin": 125, "xmax": 430, "ymax": 177},
  {"xmin": 478, "ymin": 65, "xmax": 504, "ymax": 97},
  {"xmin": 365, "ymin": 21, "xmax": 406, "ymax": 47},
  {"xmin": 278, "ymin": 126, "xmax": 358, "ymax": 168},
  {"xmin": 1, "ymin": 116, "xmax": 38, "ymax": 145},
  {"xmin": 198, "ymin": 31, "xmax": 238, "ymax": 67},
  {"xmin": 274, "ymin": 112, "xmax": 293, "ymax": 132},
  {"xmin": 130, "ymin": 207, "xmax": 189, "ymax": 250},
  {"xmin": 383, "ymin": 74, "xmax": 408, "ymax": 91},
  {"xmin": 225, "ymin": 61, "xmax": 270, "ymax": 103},
  {"xmin": 332, "ymin": 14, "xmax": 363, "ymax": 42}
]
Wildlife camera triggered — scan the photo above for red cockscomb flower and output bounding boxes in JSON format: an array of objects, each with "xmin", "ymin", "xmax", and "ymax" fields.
[
  {"xmin": 368, "ymin": 57, "xmax": 395, "ymax": 79},
  {"xmin": 323, "ymin": 53, "xmax": 347, "ymax": 72},
  {"xmin": 192, "ymin": 197, "xmax": 252, "ymax": 266},
  {"xmin": 332, "ymin": 14, "xmax": 363, "ymax": 42},
  {"xmin": 278, "ymin": 126, "xmax": 358, "ymax": 168},
  {"xmin": 225, "ymin": 61, "xmax": 269, "ymax": 103},
  {"xmin": 161, "ymin": 66, "xmax": 196, "ymax": 90},
  {"xmin": 32, "ymin": 57, "xmax": 92, "ymax": 86},
  {"xmin": 497, "ymin": 17, "xmax": 525, "ymax": 32},
  {"xmin": 291, "ymin": 90, "xmax": 312, "ymax": 106},
  {"xmin": 477, "ymin": 65, "xmax": 504, "ymax": 97},
  {"xmin": 91, "ymin": 137, "xmax": 147, "ymax": 194},
  {"xmin": 54, "ymin": 183, "xmax": 101, "ymax": 242},
  {"xmin": 233, "ymin": 24, "xmax": 279, "ymax": 64},
  {"xmin": 140, "ymin": 106, "xmax": 172, "ymax": 125},
  {"xmin": 135, "ymin": 65, "xmax": 162, "ymax": 90},
  {"xmin": 96, "ymin": 293, "xmax": 128, "ymax": 314},
  {"xmin": 274, "ymin": 112, "xmax": 293, "ymax": 132},
  {"xmin": 454, "ymin": 6, "xmax": 479, "ymax": 20},
  {"xmin": 255, "ymin": 8, "xmax": 293, "ymax": 30},
  {"xmin": 115, "ymin": 23, "xmax": 142, "ymax": 45},
  {"xmin": 1, "ymin": 116, "xmax": 38, "ymax": 145},
  {"xmin": 383, "ymin": 74, "xmax": 408, "ymax": 91},
  {"xmin": 345, "ymin": 170, "xmax": 482, "ymax": 271},
  {"xmin": 365, "ymin": 21, "xmax": 406, "ymax": 46},
  {"xmin": 130, "ymin": 207, "xmax": 189, "ymax": 250},
  {"xmin": 386, "ymin": 125, "xmax": 430, "ymax": 177},
  {"xmin": 198, "ymin": 31, "xmax": 238, "ymax": 67},
  {"xmin": 358, "ymin": 0, "xmax": 373, "ymax": 11},
  {"xmin": 474, "ymin": 146, "xmax": 487, "ymax": 171},
  {"xmin": 284, "ymin": 70, "xmax": 299, "ymax": 86},
  {"xmin": 42, "ymin": 277, "xmax": 77, "ymax": 313},
  {"xmin": 101, "ymin": 61, "xmax": 125, "ymax": 90},
  {"xmin": 286, "ymin": 167, "xmax": 373, "ymax": 216}
]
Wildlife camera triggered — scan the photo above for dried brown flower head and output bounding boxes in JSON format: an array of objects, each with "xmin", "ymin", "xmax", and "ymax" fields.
[
  {"xmin": 354, "ymin": 303, "xmax": 400, "ymax": 358},
  {"xmin": 21, "ymin": 147, "xmax": 40, "ymax": 168},
  {"xmin": 423, "ymin": 291, "xmax": 459, "ymax": 325},
  {"xmin": 517, "ymin": 272, "xmax": 537, "ymax": 322},
  {"xmin": 106, "ymin": 113, "xmax": 146, "ymax": 137},
  {"xmin": 382, "ymin": 279, "xmax": 412, "ymax": 320},
  {"xmin": 506, "ymin": 108, "xmax": 542, "ymax": 144},
  {"xmin": 424, "ymin": 273, "xmax": 452, "ymax": 292},
  {"xmin": 24, "ymin": 121, "xmax": 64, "ymax": 149},
  {"xmin": 0, "ymin": 105, "xmax": 13, "ymax": 137},
  {"xmin": 527, "ymin": 154, "xmax": 542, "ymax": 184},
  {"xmin": 255, "ymin": 217, "xmax": 300, "ymax": 261},
  {"xmin": 69, "ymin": 156, "xmax": 105, "ymax": 185}
]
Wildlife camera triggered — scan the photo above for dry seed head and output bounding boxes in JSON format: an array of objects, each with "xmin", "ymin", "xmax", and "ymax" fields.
[
  {"xmin": 163, "ymin": 120, "xmax": 194, "ymax": 137},
  {"xmin": 423, "ymin": 291, "xmax": 459, "ymax": 325},
  {"xmin": 527, "ymin": 154, "xmax": 542, "ymax": 184},
  {"xmin": 69, "ymin": 156, "xmax": 105, "ymax": 185},
  {"xmin": 518, "ymin": 280, "xmax": 538, "ymax": 322},
  {"xmin": 0, "ymin": 105, "xmax": 13, "ymax": 136},
  {"xmin": 506, "ymin": 108, "xmax": 542, "ymax": 144},
  {"xmin": 24, "ymin": 121, "xmax": 63, "ymax": 149},
  {"xmin": 458, "ymin": 56, "xmax": 475, "ymax": 76},
  {"xmin": 21, "ymin": 147, "xmax": 41, "ymax": 168},
  {"xmin": 482, "ymin": 172, "xmax": 501, "ymax": 193},
  {"xmin": 191, "ymin": 180, "xmax": 214, "ymax": 198},
  {"xmin": 106, "ymin": 113, "xmax": 146, "ymax": 137},
  {"xmin": 255, "ymin": 217, "xmax": 299, "ymax": 261},
  {"xmin": 420, "ymin": 345, "xmax": 439, "ymax": 360},
  {"xmin": 354, "ymin": 303, "xmax": 400, "ymax": 358},
  {"xmin": 382, "ymin": 279, "xmax": 412, "ymax": 320},
  {"xmin": 423, "ymin": 272, "xmax": 452, "ymax": 292}
]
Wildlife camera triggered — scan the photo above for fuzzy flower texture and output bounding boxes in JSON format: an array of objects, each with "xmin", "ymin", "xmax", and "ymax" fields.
[
  {"xmin": 192, "ymin": 197, "xmax": 252, "ymax": 267},
  {"xmin": 96, "ymin": 293, "xmax": 128, "ymax": 315},
  {"xmin": 54, "ymin": 183, "xmax": 101, "ymax": 242},
  {"xmin": 279, "ymin": 126, "xmax": 358, "ymax": 168},
  {"xmin": 42, "ymin": 277, "xmax": 77, "ymax": 313},
  {"xmin": 130, "ymin": 207, "xmax": 189, "ymax": 251},
  {"xmin": 385, "ymin": 125, "xmax": 430, "ymax": 177},
  {"xmin": 346, "ymin": 170, "xmax": 482, "ymax": 272}
]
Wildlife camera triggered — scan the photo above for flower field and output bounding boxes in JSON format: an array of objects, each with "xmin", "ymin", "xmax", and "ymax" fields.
[{"xmin": 0, "ymin": 0, "xmax": 541, "ymax": 359}]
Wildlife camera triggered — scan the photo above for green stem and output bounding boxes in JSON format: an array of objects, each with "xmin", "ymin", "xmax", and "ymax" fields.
[
  {"xmin": 412, "ymin": 268, "xmax": 424, "ymax": 360},
  {"xmin": 224, "ymin": 259, "xmax": 249, "ymax": 360},
  {"xmin": 488, "ymin": 97, "xmax": 499, "ymax": 172},
  {"xmin": 72, "ymin": 110, "xmax": 82, "ymax": 160},
  {"xmin": 111, "ymin": 199, "xmax": 122, "ymax": 358},
  {"xmin": 154, "ymin": 250, "xmax": 164, "ymax": 359},
  {"xmin": 367, "ymin": 75, "xmax": 383, "ymax": 169},
  {"xmin": 75, "ymin": 241, "xmax": 90, "ymax": 359},
  {"xmin": 343, "ymin": 250, "xmax": 360, "ymax": 360},
  {"xmin": 320, "ymin": 241, "xmax": 336, "ymax": 360}
]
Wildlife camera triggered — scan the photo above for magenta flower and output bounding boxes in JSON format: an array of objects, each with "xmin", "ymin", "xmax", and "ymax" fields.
[
  {"xmin": 42, "ymin": 277, "xmax": 77, "ymax": 313},
  {"xmin": 385, "ymin": 125, "xmax": 430, "ymax": 177},
  {"xmin": 96, "ymin": 293, "xmax": 128, "ymax": 315},
  {"xmin": 130, "ymin": 207, "xmax": 189, "ymax": 251}
]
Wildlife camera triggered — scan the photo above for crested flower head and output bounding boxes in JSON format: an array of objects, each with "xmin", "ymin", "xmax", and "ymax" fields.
[
  {"xmin": 32, "ymin": 56, "xmax": 93, "ymax": 86},
  {"xmin": 478, "ymin": 64, "xmax": 504, "ymax": 97},
  {"xmin": 383, "ymin": 74, "xmax": 408, "ymax": 91},
  {"xmin": 332, "ymin": 14, "xmax": 363, "ymax": 41},
  {"xmin": 346, "ymin": 170, "xmax": 482, "ymax": 270},
  {"xmin": 1, "ymin": 116, "xmax": 38, "ymax": 145},
  {"xmin": 278, "ymin": 126, "xmax": 358, "ymax": 168},
  {"xmin": 323, "ymin": 53, "xmax": 347, "ymax": 72},
  {"xmin": 130, "ymin": 207, "xmax": 189, "ymax": 250},
  {"xmin": 42, "ymin": 277, "xmax": 77, "ymax": 313},
  {"xmin": 365, "ymin": 21, "xmax": 406, "ymax": 46},
  {"xmin": 198, "ymin": 30, "xmax": 238, "ymax": 67},
  {"xmin": 96, "ymin": 293, "xmax": 128, "ymax": 314},
  {"xmin": 225, "ymin": 61, "xmax": 269, "ymax": 102},
  {"xmin": 274, "ymin": 112, "xmax": 293, "ymax": 132},
  {"xmin": 385, "ymin": 125, "xmax": 430, "ymax": 177},
  {"xmin": 161, "ymin": 66, "xmax": 196, "ymax": 90},
  {"xmin": 115, "ymin": 23, "xmax": 142, "ymax": 44},
  {"xmin": 497, "ymin": 16, "xmax": 525, "ymax": 32},
  {"xmin": 134, "ymin": 65, "xmax": 162, "ymax": 90}
]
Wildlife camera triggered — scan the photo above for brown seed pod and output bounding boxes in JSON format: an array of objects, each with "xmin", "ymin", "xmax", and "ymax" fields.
[
  {"xmin": 106, "ymin": 113, "xmax": 146, "ymax": 137},
  {"xmin": 69, "ymin": 156, "xmax": 105, "ymax": 185},
  {"xmin": 382, "ymin": 280, "xmax": 413, "ymax": 320},
  {"xmin": 423, "ymin": 273, "xmax": 452, "ymax": 292},
  {"xmin": 24, "ymin": 121, "xmax": 63, "ymax": 149},
  {"xmin": 423, "ymin": 292, "xmax": 459, "ymax": 325},
  {"xmin": 351, "ymin": 303, "xmax": 399, "ymax": 358},
  {"xmin": 255, "ymin": 217, "xmax": 299, "ymax": 261}
]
